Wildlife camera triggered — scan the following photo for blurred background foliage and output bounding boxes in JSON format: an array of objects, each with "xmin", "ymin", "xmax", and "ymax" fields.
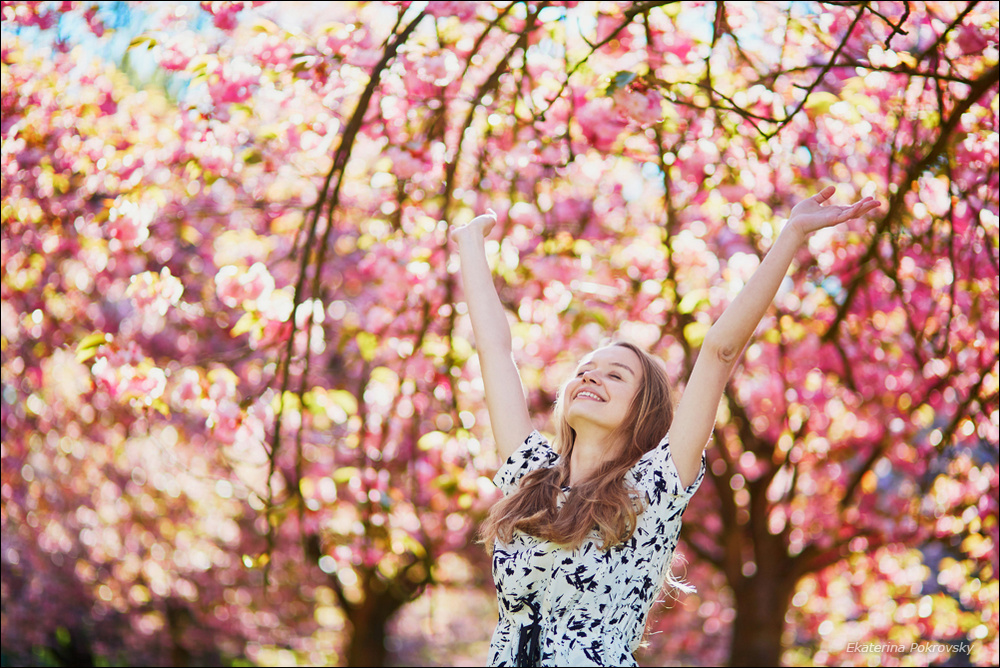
[{"xmin": 1, "ymin": 1, "xmax": 997, "ymax": 666}]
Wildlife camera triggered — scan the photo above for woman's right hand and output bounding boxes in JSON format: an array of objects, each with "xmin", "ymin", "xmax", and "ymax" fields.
[{"xmin": 450, "ymin": 209, "xmax": 497, "ymax": 241}]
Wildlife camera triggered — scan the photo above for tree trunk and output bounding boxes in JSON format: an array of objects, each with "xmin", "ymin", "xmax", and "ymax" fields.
[
  {"xmin": 344, "ymin": 589, "xmax": 404, "ymax": 668},
  {"xmin": 728, "ymin": 565, "xmax": 796, "ymax": 666}
]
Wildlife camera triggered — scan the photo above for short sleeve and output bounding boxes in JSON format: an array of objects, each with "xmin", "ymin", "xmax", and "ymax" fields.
[
  {"xmin": 630, "ymin": 433, "xmax": 707, "ymax": 505},
  {"xmin": 493, "ymin": 430, "xmax": 559, "ymax": 496}
]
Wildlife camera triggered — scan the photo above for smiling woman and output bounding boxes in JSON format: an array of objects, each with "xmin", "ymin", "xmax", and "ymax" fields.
[{"xmin": 451, "ymin": 189, "xmax": 880, "ymax": 667}]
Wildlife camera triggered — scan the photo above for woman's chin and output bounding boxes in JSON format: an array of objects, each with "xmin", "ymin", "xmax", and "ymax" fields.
[{"xmin": 565, "ymin": 409, "xmax": 618, "ymax": 433}]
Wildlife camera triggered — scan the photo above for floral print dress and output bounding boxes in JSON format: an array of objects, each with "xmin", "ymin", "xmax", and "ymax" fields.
[{"xmin": 488, "ymin": 430, "xmax": 705, "ymax": 667}]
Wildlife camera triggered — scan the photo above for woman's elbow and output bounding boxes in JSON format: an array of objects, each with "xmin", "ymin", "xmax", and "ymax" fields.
[{"xmin": 700, "ymin": 332, "xmax": 741, "ymax": 366}]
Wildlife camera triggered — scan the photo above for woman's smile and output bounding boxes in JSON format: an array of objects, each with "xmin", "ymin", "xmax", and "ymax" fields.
[
  {"xmin": 565, "ymin": 346, "xmax": 642, "ymax": 431},
  {"xmin": 575, "ymin": 389, "xmax": 605, "ymax": 402}
]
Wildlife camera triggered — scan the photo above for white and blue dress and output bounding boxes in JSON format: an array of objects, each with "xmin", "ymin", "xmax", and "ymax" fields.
[{"xmin": 488, "ymin": 430, "xmax": 705, "ymax": 667}]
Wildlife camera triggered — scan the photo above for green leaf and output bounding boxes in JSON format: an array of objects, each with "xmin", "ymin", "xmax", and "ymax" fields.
[
  {"xmin": 397, "ymin": 533, "xmax": 427, "ymax": 559},
  {"xmin": 356, "ymin": 331, "xmax": 378, "ymax": 361},
  {"xmin": 329, "ymin": 389, "xmax": 358, "ymax": 416},
  {"xmin": 803, "ymin": 91, "xmax": 839, "ymax": 114},
  {"xmin": 677, "ymin": 289, "xmax": 708, "ymax": 315},
  {"xmin": 417, "ymin": 431, "xmax": 448, "ymax": 451},
  {"xmin": 606, "ymin": 70, "xmax": 637, "ymax": 95},
  {"xmin": 683, "ymin": 321, "xmax": 710, "ymax": 348},
  {"xmin": 332, "ymin": 466, "xmax": 360, "ymax": 484},
  {"xmin": 127, "ymin": 35, "xmax": 157, "ymax": 51},
  {"xmin": 231, "ymin": 312, "xmax": 258, "ymax": 337},
  {"xmin": 76, "ymin": 332, "xmax": 111, "ymax": 362}
]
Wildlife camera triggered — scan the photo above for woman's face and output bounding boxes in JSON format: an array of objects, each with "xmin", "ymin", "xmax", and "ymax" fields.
[{"xmin": 563, "ymin": 345, "xmax": 643, "ymax": 433}]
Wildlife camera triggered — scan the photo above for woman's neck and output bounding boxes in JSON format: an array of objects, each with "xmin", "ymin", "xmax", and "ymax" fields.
[{"xmin": 567, "ymin": 425, "xmax": 618, "ymax": 486}]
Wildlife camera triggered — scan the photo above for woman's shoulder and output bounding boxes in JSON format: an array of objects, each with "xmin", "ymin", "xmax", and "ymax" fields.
[
  {"xmin": 493, "ymin": 430, "xmax": 560, "ymax": 494},
  {"xmin": 628, "ymin": 433, "xmax": 705, "ymax": 501}
]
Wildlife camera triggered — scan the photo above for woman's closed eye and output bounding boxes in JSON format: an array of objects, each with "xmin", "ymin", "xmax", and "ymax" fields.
[{"xmin": 575, "ymin": 370, "xmax": 622, "ymax": 380}]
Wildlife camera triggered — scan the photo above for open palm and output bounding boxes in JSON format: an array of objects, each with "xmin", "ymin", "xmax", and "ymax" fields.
[{"xmin": 788, "ymin": 186, "xmax": 881, "ymax": 236}]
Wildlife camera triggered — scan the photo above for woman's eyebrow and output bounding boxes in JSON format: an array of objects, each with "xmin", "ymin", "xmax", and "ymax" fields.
[
  {"xmin": 578, "ymin": 361, "xmax": 636, "ymax": 376},
  {"xmin": 611, "ymin": 362, "xmax": 636, "ymax": 376}
]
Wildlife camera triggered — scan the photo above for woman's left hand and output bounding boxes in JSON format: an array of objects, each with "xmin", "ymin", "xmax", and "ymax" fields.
[{"xmin": 786, "ymin": 186, "xmax": 881, "ymax": 238}]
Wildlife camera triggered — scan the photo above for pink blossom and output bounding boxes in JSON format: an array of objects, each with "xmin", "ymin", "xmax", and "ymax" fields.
[
  {"xmin": 425, "ymin": 1, "xmax": 479, "ymax": 20},
  {"xmin": 91, "ymin": 343, "xmax": 166, "ymax": 403},
  {"xmin": 171, "ymin": 368, "xmax": 204, "ymax": 407},
  {"xmin": 551, "ymin": 197, "xmax": 592, "ymax": 227},
  {"xmin": 215, "ymin": 262, "xmax": 275, "ymax": 308},
  {"xmin": 575, "ymin": 97, "xmax": 627, "ymax": 152},
  {"xmin": 208, "ymin": 369, "xmax": 238, "ymax": 403},
  {"xmin": 208, "ymin": 58, "xmax": 260, "ymax": 105},
  {"xmin": 200, "ymin": 1, "xmax": 248, "ymax": 30},
  {"xmin": 107, "ymin": 197, "xmax": 155, "ymax": 248},
  {"xmin": 956, "ymin": 23, "xmax": 990, "ymax": 54},
  {"xmin": 210, "ymin": 398, "xmax": 242, "ymax": 443},
  {"xmin": 257, "ymin": 39, "xmax": 293, "ymax": 68},
  {"xmin": 418, "ymin": 52, "xmax": 459, "ymax": 85},
  {"xmin": 613, "ymin": 87, "xmax": 664, "ymax": 126},
  {"xmin": 215, "ymin": 266, "xmax": 244, "ymax": 307},
  {"xmin": 387, "ymin": 146, "xmax": 426, "ymax": 180},
  {"xmin": 233, "ymin": 408, "xmax": 265, "ymax": 445},
  {"xmin": 126, "ymin": 267, "xmax": 184, "ymax": 317},
  {"xmin": 345, "ymin": 48, "xmax": 382, "ymax": 69},
  {"xmin": 508, "ymin": 201, "xmax": 543, "ymax": 228},
  {"xmin": 241, "ymin": 263, "xmax": 273, "ymax": 302},
  {"xmin": 158, "ymin": 32, "xmax": 199, "ymax": 71},
  {"xmin": 256, "ymin": 286, "xmax": 292, "ymax": 322},
  {"xmin": 660, "ymin": 32, "xmax": 695, "ymax": 61}
]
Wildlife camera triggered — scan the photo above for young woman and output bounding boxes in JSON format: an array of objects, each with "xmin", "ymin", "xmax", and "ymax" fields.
[{"xmin": 451, "ymin": 187, "xmax": 880, "ymax": 667}]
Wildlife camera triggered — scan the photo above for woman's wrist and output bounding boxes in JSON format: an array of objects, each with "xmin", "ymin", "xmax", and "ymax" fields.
[
  {"xmin": 451, "ymin": 224, "xmax": 487, "ymax": 246},
  {"xmin": 779, "ymin": 218, "xmax": 810, "ymax": 247}
]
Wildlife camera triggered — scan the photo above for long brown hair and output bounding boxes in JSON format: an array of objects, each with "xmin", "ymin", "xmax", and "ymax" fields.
[{"xmin": 480, "ymin": 341, "xmax": 674, "ymax": 551}]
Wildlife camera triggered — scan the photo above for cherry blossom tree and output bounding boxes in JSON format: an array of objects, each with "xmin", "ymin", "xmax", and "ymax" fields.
[{"xmin": 2, "ymin": 1, "xmax": 996, "ymax": 666}]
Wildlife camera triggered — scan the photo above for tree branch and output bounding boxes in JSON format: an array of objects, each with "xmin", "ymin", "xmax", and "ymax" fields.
[{"xmin": 821, "ymin": 61, "xmax": 1000, "ymax": 344}]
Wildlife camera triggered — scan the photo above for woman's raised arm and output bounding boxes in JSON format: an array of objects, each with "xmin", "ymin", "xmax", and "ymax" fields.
[
  {"xmin": 451, "ymin": 210, "xmax": 534, "ymax": 464},
  {"xmin": 667, "ymin": 187, "xmax": 881, "ymax": 487}
]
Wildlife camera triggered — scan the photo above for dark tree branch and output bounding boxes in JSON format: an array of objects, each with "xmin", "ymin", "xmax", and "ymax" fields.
[
  {"xmin": 821, "ymin": 61, "xmax": 1000, "ymax": 344},
  {"xmin": 764, "ymin": 4, "xmax": 868, "ymax": 140},
  {"xmin": 537, "ymin": 1, "xmax": 680, "ymax": 118},
  {"xmin": 262, "ymin": 9, "xmax": 428, "ymax": 587}
]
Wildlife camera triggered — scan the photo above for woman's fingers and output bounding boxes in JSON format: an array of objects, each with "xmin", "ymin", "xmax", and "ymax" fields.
[
  {"xmin": 451, "ymin": 210, "xmax": 498, "ymax": 241},
  {"xmin": 813, "ymin": 185, "xmax": 837, "ymax": 204}
]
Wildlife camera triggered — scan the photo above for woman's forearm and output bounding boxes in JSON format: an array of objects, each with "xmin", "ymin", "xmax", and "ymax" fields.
[
  {"xmin": 452, "ymin": 217, "xmax": 535, "ymax": 459},
  {"xmin": 702, "ymin": 225, "xmax": 807, "ymax": 363},
  {"xmin": 454, "ymin": 228, "xmax": 513, "ymax": 353}
]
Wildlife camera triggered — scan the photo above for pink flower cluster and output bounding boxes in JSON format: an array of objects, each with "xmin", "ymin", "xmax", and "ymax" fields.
[
  {"xmin": 215, "ymin": 263, "xmax": 292, "ymax": 349},
  {"xmin": 215, "ymin": 262, "xmax": 274, "ymax": 308},
  {"xmin": 417, "ymin": 51, "xmax": 459, "ymax": 85},
  {"xmin": 424, "ymin": 1, "xmax": 480, "ymax": 21},
  {"xmin": 317, "ymin": 24, "xmax": 381, "ymax": 68},
  {"xmin": 158, "ymin": 32, "xmax": 200, "ymax": 71},
  {"xmin": 171, "ymin": 368, "xmax": 203, "ymax": 407},
  {"xmin": 91, "ymin": 342, "xmax": 166, "ymax": 404},
  {"xmin": 126, "ymin": 267, "xmax": 184, "ymax": 317},
  {"xmin": 107, "ymin": 197, "xmax": 156, "ymax": 248},
  {"xmin": 199, "ymin": 1, "xmax": 262, "ymax": 31},
  {"xmin": 208, "ymin": 57, "xmax": 260, "ymax": 105},
  {"xmin": 386, "ymin": 146, "xmax": 427, "ymax": 180},
  {"xmin": 575, "ymin": 96, "xmax": 628, "ymax": 151},
  {"xmin": 613, "ymin": 86, "xmax": 665, "ymax": 126}
]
